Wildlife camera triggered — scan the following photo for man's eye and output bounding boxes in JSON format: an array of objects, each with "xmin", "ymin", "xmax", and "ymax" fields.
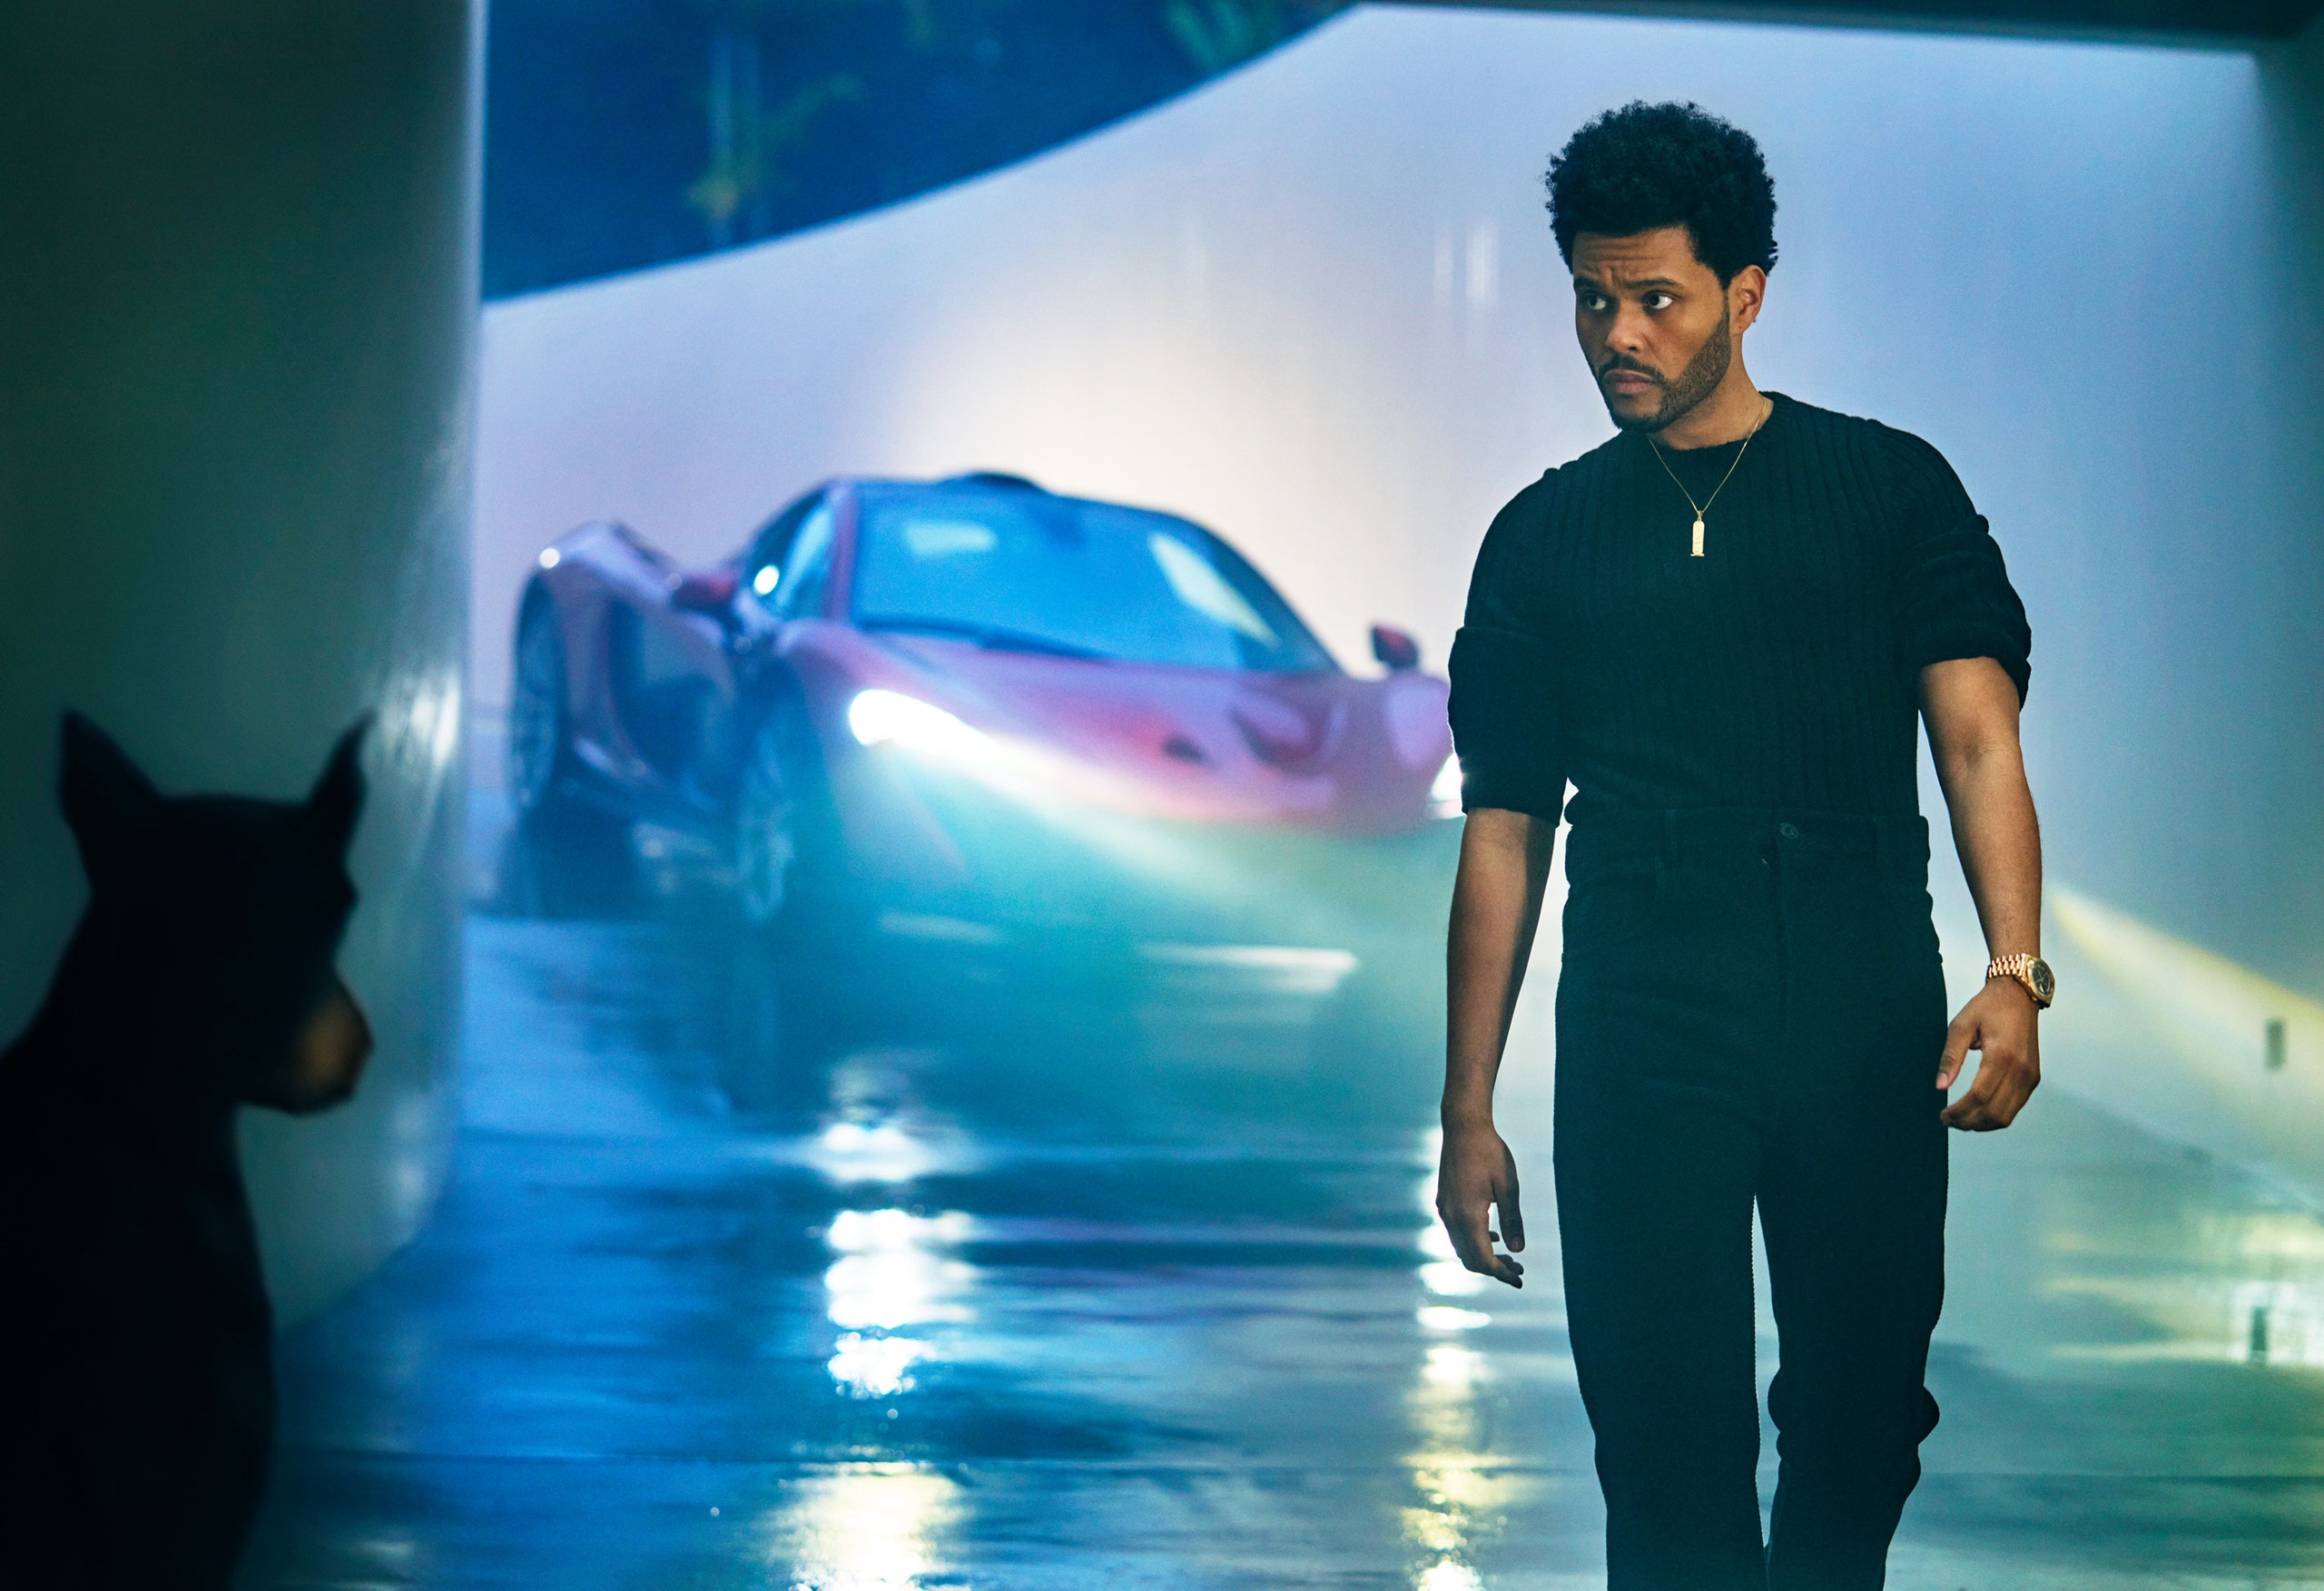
[
  {"xmin": 1644, "ymin": 292, "xmax": 1674, "ymax": 310},
  {"xmin": 1579, "ymin": 292, "xmax": 1608, "ymax": 312}
]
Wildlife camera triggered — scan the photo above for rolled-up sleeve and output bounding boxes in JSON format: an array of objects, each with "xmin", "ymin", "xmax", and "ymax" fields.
[
  {"xmin": 1884, "ymin": 431, "xmax": 2032, "ymax": 702},
  {"xmin": 1448, "ymin": 480, "xmax": 1566, "ymax": 820}
]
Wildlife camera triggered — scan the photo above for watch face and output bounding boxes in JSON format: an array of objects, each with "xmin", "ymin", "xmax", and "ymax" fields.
[{"xmin": 2029, "ymin": 958, "xmax": 2055, "ymax": 1004}]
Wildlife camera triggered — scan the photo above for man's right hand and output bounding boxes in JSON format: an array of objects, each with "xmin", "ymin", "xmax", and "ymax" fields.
[
  {"xmin": 1437, "ymin": 1119, "xmax": 1526, "ymax": 1287},
  {"xmin": 1439, "ymin": 807, "xmax": 1552, "ymax": 1291}
]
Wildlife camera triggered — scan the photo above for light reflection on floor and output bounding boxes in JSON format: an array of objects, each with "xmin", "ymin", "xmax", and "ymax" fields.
[
  {"xmin": 1403, "ymin": 1341, "xmax": 1511, "ymax": 1590},
  {"xmin": 762, "ymin": 1463, "xmax": 963, "ymax": 1591},
  {"xmin": 823, "ymin": 1206, "xmax": 975, "ymax": 1409},
  {"xmin": 240, "ymin": 911, "xmax": 2324, "ymax": 1590}
]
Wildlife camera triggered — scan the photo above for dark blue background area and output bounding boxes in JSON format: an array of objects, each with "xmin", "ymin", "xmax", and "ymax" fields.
[{"xmin": 483, "ymin": 0, "xmax": 1346, "ymax": 299}]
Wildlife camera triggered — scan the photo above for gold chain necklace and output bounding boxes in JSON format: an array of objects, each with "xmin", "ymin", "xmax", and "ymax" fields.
[{"xmin": 1648, "ymin": 398, "xmax": 1771, "ymax": 557}]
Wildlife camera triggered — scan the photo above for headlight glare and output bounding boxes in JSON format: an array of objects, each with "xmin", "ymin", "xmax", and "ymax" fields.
[{"xmin": 848, "ymin": 689, "xmax": 990, "ymax": 760}]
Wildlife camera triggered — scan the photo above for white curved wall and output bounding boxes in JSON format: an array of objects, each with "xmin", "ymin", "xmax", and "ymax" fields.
[
  {"xmin": 0, "ymin": 0, "xmax": 479, "ymax": 1321},
  {"xmin": 476, "ymin": 5, "xmax": 2324, "ymax": 1189}
]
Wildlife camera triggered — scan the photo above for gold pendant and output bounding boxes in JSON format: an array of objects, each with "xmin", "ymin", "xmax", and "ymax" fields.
[{"xmin": 1691, "ymin": 516, "xmax": 1705, "ymax": 557}]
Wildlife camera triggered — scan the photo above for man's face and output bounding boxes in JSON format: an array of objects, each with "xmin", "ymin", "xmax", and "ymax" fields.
[{"xmin": 1571, "ymin": 227, "xmax": 1756, "ymax": 433}]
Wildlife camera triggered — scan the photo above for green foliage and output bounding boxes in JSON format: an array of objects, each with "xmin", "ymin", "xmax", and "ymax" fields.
[
  {"xmin": 688, "ymin": 68, "xmax": 863, "ymax": 231},
  {"xmin": 1163, "ymin": 0, "xmax": 1345, "ymax": 73},
  {"xmin": 684, "ymin": 0, "xmax": 965, "ymax": 241}
]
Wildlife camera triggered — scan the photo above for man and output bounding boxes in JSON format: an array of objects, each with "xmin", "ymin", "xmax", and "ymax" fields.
[{"xmin": 1436, "ymin": 102, "xmax": 2047, "ymax": 1590}]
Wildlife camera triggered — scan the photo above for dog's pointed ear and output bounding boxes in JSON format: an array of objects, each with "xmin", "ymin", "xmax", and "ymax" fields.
[
  {"xmin": 304, "ymin": 713, "xmax": 371, "ymax": 859},
  {"xmin": 59, "ymin": 712, "xmax": 161, "ymax": 859}
]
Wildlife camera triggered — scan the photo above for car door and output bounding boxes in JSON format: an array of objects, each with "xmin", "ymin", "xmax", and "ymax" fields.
[
  {"xmin": 739, "ymin": 488, "xmax": 826, "ymax": 617},
  {"xmin": 604, "ymin": 564, "xmax": 734, "ymax": 816},
  {"xmin": 637, "ymin": 487, "xmax": 852, "ymax": 820},
  {"xmin": 752, "ymin": 491, "xmax": 839, "ymax": 627},
  {"xmin": 719, "ymin": 487, "xmax": 841, "ymax": 790}
]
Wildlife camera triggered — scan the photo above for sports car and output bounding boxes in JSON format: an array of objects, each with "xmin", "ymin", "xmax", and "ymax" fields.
[{"xmin": 507, "ymin": 472, "xmax": 1459, "ymax": 983}]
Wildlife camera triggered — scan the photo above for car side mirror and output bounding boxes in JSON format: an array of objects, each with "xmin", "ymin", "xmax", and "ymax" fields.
[
  {"xmin": 1370, "ymin": 624, "xmax": 1421, "ymax": 673},
  {"xmin": 672, "ymin": 568, "xmax": 741, "ymax": 624}
]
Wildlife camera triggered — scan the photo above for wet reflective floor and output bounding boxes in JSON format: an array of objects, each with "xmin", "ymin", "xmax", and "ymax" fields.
[{"xmin": 241, "ymin": 900, "xmax": 2324, "ymax": 1589}]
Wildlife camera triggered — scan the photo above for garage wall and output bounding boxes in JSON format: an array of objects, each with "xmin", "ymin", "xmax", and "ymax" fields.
[{"xmin": 0, "ymin": 0, "xmax": 481, "ymax": 1321}]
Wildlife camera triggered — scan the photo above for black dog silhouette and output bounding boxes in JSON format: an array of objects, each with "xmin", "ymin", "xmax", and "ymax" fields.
[{"xmin": 0, "ymin": 713, "xmax": 375, "ymax": 1590}]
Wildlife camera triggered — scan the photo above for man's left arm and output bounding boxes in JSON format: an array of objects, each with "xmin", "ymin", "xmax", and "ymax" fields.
[{"xmin": 1923, "ymin": 656, "xmax": 2043, "ymax": 1131}]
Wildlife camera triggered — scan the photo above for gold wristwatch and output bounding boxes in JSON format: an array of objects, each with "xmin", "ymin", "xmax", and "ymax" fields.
[{"xmin": 1986, "ymin": 952, "xmax": 2054, "ymax": 1009}]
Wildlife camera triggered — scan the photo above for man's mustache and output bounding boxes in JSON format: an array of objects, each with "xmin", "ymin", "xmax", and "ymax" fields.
[{"xmin": 1597, "ymin": 358, "xmax": 1664, "ymax": 384}]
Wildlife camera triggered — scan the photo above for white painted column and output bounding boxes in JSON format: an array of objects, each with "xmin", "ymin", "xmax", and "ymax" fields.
[{"xmin": 0, "ymin": 0, "xmax": 481, "ymax": 1321}]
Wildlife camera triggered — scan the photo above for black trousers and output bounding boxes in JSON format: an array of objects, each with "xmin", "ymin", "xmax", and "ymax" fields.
[{"xmin": 1553, "ymin": 803, "xmax": 1949, "ymax": 1591}]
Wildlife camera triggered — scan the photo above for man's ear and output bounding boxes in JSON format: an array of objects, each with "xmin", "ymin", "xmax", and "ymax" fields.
[
  {"xmin": 59, "ymin": 712, "xmax": 160, "ymax": 863},
  {"xmin": 1729, "ymin": 264, "xmax": 1768, "ymax": 338},
  {"xmin": 305, "ymin": 713, "xmax": 371, "ymax": 859}
]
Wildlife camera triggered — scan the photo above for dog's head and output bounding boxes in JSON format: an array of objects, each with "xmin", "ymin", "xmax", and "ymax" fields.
[{"xmin": 57, "ymin": 712, "xmax": 376, "ymax": 1114}]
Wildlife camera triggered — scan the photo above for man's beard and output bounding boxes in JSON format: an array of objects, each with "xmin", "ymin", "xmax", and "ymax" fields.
[{"xmin": 1600, "ymin": 305, "xmax": 1732, "ymax": 434}]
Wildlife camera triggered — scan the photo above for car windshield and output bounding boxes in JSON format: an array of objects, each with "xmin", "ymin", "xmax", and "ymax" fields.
[{"xmin": 850, "ymin": 486, "xmax": 1335, "ymax": 673}]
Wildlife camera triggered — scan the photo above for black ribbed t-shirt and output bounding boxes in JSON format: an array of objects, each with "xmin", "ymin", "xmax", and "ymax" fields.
[{"xmin": 1447, "ymin": 392, "xmax": 2031, "ymax": 823}]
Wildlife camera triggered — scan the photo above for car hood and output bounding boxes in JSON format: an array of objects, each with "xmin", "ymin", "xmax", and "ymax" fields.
[{"xmin": 863, "ymin": 633, "xmax": 1450, "ymax": 833}]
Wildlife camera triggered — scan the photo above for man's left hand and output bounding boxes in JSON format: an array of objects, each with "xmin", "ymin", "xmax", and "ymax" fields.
[{"xmin": 1937, "ymin": 978, "xmax": 2041, "ymax": 1131}]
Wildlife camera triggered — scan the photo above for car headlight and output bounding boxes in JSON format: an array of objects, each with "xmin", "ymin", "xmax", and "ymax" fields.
[
  {"xmin": 848, "ymin": 689, "xmax": 990, "ymax": 761},
  {"xmin": 1429, "ymin": 752, "xmax": 1462, "ymax": 820}
]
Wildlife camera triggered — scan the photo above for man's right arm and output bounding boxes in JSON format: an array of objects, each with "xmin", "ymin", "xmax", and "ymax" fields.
[{"xmin": 1437, "ymin": 807, "xmax": 1557, "ymax": 1287}]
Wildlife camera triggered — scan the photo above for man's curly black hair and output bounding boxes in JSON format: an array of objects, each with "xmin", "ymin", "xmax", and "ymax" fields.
[{"xmin": 1546, "ymin": 102, "xmax": 1777, "ymax": 285}]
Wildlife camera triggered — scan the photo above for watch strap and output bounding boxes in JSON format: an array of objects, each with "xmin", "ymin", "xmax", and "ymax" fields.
[{"xmin": 1985, "ymin": 952, "xmax": 2053, "ymax": 1008}]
